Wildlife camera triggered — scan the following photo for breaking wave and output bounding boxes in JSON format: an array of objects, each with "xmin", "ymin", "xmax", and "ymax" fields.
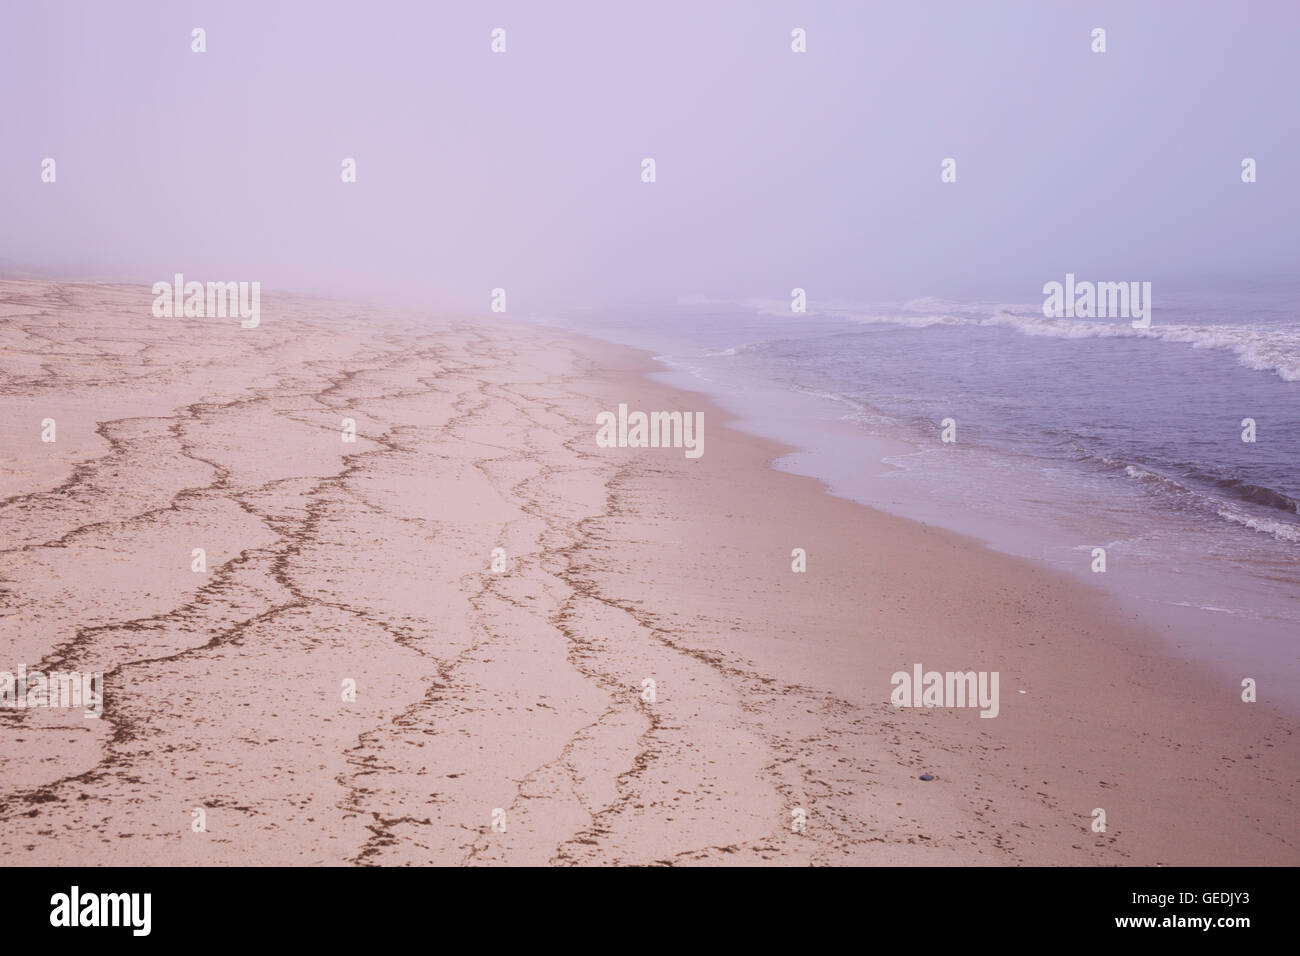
[{"xmin": 833, "ymin": 308, "xmax": 1300, "ymax": 382}]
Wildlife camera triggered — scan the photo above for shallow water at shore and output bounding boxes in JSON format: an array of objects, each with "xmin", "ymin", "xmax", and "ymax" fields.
[{"xmin": 527, "ymin": 284, "xmax": 1300, "ymax": 710}]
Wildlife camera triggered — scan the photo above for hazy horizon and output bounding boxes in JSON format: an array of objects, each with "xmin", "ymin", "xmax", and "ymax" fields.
[{"xmin": 2, "ymin": 0, "xmax": 1296, "ymax": 312}]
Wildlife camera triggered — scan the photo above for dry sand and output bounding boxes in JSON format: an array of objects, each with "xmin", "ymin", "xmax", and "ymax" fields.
[{"xmin": 0, "ymin": 279, "xmax": 1295, "ymax": 865}]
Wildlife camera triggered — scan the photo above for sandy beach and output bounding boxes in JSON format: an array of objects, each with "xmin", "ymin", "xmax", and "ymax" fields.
[{"xmin": 0, "ymin": 279, "xmax": 1295, "ymax": 866}]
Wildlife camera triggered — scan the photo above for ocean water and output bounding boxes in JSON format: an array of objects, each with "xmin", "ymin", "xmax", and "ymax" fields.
[{"xmin": 527, "ymin": 279, "xmax": 1300, "ymax": 710}]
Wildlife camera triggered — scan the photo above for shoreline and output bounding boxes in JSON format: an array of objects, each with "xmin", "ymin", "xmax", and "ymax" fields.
[
  {"xmin": 0, "ymin": 280, "xmax": 1295, "ymax": 865},
  {"xmin": 532, "ymin": 316, "xmax": 1300, "ymax": 717},
  {"xmin": 561, "ymin": 324, "xmax": 1300, "ymax": 865}
]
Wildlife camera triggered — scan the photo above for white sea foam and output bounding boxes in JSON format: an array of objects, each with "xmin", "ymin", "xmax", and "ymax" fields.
[
  {"xmin": 1169, "ymin": 601, "xmax": 1241, "ymax": 615},
  {"xmin": 977, "ymin": 311, "xmax": 1300, "ymax": 382},
  {"xmin": 830, "ymin": 307, "xmax": 1300, "ymax": 382},
  {"xmin": 704, "ymin": 343, "xmax": 761, "ymax": 357},
  {"xmin": 789, "ymin": 384, "xmax": 904, "ymax": 430},
  {"xmin": 1117, "ymin": 462, "xmax": 1300, "ymax": 544},
  {"xmin": 833, "ymin": 310, "xmax": 971, "ymax": 329},
  {"xmin": 1124, "ymin": 463, "xmax": 1161, "ymax": 481},
  {"xmin": 676, "ymin": 294, "xmax": 1300, "ymax": 382},
  {"xmin": 1217, "ymin": 507, "xmax": 1300, "ymax": 544}
]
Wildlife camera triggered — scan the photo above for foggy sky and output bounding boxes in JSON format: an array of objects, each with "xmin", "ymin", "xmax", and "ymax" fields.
[{"xmin": 1, "ymin": 0, "xmax": 1295, "ymax": 312}]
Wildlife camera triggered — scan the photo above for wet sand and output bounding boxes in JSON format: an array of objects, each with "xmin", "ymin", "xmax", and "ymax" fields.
[{"xmin": 0, "ymin": 279, "xmax": 1295, "ymax": 865}]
